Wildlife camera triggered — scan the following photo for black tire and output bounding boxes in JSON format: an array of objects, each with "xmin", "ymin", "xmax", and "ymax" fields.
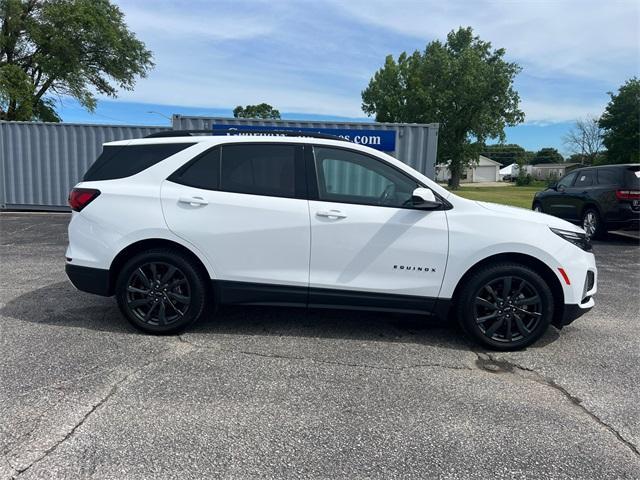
[
  {"xmin": 455, "ymin": 263, "xmax": 554, "ymax": 351},
  {"xmin": 115, "ymin": 248, "xmax": 209, "ymax": 334},
  {"xmin": 532, "ymin": 202, "xmax": 544, "ymax": 213},
  {"xmin": 582, "ymin": 208, "xmax": 604, "ymax": 240}
]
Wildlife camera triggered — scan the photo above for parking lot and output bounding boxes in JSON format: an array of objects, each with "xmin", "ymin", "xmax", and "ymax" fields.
[{"xmin": 1, "ymin": 212, "xmax": 639, "ymax": 479}]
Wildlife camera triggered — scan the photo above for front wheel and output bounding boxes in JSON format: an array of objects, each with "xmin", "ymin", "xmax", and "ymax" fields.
[
  {"xmin": 456, "ymin": 263, "xmax": 554, "ymax": 350},
  {"xmin": 532, "ymin": 202, "xmax": 543, "ymax": 213},
  {"xmin": 115, "ymin": 249, "xmax": 209, "ymax": 334}
]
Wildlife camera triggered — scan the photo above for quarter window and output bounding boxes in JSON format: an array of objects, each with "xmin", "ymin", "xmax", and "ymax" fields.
[
  {"xmin": 313, "ymin": 147, "xmax": 419, "ymax": 207},
  {"xmin": 169, "ymin": 147, "xmax": 220, "ymax": 190},
  {"xmin": 597, "ymin": 168, "xmax": 619, "ymax": 185},
  {"xmin": 220, "ymin": 144, "xmax": 298, "ymax": 198}
]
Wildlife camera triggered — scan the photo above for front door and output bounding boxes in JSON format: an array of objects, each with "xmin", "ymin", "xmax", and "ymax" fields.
[
  {"xmin": 307, "ymin": 146, "xmax": 448, "ymax": 312},
  {"xmin": 161, "ymin": 143, "xmax": 310, "ymax": 302},
  {"xmin": 545, "ymin": 171, "xmax": 578, "ymax": 219}
]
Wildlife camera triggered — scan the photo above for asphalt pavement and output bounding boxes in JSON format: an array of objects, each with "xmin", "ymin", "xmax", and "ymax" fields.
[{"xmin": 1, "ymin": 212, "xmax": 639, "ymax": 479}]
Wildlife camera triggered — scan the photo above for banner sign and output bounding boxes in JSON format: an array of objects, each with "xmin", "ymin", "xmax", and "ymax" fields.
[{"xmin": 212, "ymin": 123, "xmax": 396, "ymax": 152}]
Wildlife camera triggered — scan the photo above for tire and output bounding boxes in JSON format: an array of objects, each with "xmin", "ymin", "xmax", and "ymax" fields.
[
  {"xmin": 455, "ymin": 263, "xmax": 554, "ymax": 351},
  {"xmin": 532, "ymin": 202, "xmax": 543, "ymax": 213},
  {"xmin": 115, "ymin": 248, "xmax": 209, "ymax": 334},
  {"xmin": 582, "ymin": 208, "xmax": 604, "ymax": 240}
]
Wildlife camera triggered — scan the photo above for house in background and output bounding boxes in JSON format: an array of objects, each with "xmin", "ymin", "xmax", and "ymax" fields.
[
  {"xmin": 436, "ymin": 155, "xmax": 501, "ymax": 183},
  {"xmin": 530, "ymin": 163, "xmax": 580, "ymax": 180}
]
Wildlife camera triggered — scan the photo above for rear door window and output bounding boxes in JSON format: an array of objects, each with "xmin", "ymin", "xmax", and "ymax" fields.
[
  {"xmin": 557, "ymin": 172, "xmax": 577, "ymax": 188},
  {"xmin": 84, "ymin": 143, "xmax": 194, "ymax": 181},
  {"xmin": 574, "ymin": 170, "xmax": 594, "ymax": 188}
]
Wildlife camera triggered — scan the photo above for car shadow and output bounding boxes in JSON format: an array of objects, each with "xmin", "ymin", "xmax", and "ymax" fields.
[{"xmin": 0, "ymin": 281, "xmax": 561, "ymax": 351}]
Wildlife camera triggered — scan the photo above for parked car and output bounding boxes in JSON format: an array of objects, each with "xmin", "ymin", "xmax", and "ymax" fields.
[
  {"xmin": 532, "ymin": 164, "xmax": 640, "ymax": 239},
  {"xmin": 66, "ymin": 131, "xmax": 597, "ymax": 351}
]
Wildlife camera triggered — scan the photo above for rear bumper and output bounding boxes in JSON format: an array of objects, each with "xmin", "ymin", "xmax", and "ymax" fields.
[{"xmin": 65, "ymin": 263, "xmax": 112, "ymax": 296}]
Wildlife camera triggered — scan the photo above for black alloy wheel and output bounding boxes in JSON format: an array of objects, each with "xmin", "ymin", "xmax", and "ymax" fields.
[
  {"xmin": 116, "ymin": 249, "xmax": 208, "ymax": 334},
  {"xmin": 474, "ymin": 276, "xmax": 542, "ymax": 344},
  {"xmin": 456, "ymin": 263, "xmax": 554, "ymax": 350},
  {"xmin": 126, "ymin": 262, "xmax": 191, "ymax": 327}
]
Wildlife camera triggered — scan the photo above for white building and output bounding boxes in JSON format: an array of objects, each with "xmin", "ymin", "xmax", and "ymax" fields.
[{"xmin": 436, "ymin": 155, "xmax": 502, "ymax": 183}]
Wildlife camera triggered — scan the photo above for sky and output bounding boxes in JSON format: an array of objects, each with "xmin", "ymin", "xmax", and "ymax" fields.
[{"xmin": 57, "ymin": 0, "xmax": 640, "ymax": 156}]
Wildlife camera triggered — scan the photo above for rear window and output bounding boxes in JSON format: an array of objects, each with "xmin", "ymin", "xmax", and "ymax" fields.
[
  {"xmin": 624, "ymin": 166, "xmax": 640, "ymax": 189},
  {"xmin": 83, "ymin": 143, "xmax": 195, "ymax": 181}
]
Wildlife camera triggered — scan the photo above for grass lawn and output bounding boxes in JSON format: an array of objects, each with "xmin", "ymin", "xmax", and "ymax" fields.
[{"xmin": 447, "ymin": 185, "xmax": 545, "ymax": 209}]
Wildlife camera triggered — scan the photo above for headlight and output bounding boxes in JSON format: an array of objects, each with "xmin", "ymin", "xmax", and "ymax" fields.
[{"xmin": 550, "ymin": 227, "xmax": 592, "ymax": 252}]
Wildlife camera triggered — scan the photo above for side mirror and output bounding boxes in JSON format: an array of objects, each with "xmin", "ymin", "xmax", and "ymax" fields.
[
  {"xmin": 411, "ymin": 187, "xmax": 442, "ymax": 210},
  {"xmin": 548, "ymin": 182, "xmax": 557, "ymax": 191}
]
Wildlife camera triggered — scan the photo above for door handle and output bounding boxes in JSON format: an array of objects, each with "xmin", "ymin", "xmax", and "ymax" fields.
[
  {"xmin": 178, "ymin": 196, "xmax": 208, "ymax": 206},
  {"xmin": 316, "ymin": 209, "xmax": 347, "ymax": 219}
]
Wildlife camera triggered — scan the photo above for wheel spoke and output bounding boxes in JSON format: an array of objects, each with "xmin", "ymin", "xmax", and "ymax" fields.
[
  {"xmin": 167, "ymin": 292, "xmax": 189, "ymax": 303},
  {"xmin": 158, "ymin": 301, "xmax": 166, "ymax": 325},
  {"xmin": 165, "ymin": 296, "xmax": 185, "ymax": 317},
  {"xmin": 485, "ymin": 318, "xmax": 505, "ymax": 338},
  {"xmin": 514, "ymin": 306, "xmax": 542, "ymax": 317},
  {"xmin": 514, "ymin": 314, "xmax": 531, "ymax": 335},
  {"xmin": 518, "ymin": 295, "xmax": 540, "ymax": 306},
  {"xmin": 505, "ymin": 318, "xmax": 512, "ymax": 341},
  {"xmin": 150, "ymin": 263, "xmax": 158, "ymax": 282},
  {"xmin": 144, "ymin": 301, "xmax": 159, "ymax": 321},
  {"xmin": 127, "ymin": 286, "xmax": 149, "ymax": 295},
  {"xmin": 503, "ymin": 276, "xmax": 512, "ymax": 297},
  {"xmin": 136, "ymin": 268, "xmax": 151, "ymax": 288},
  {"xmin": 161, "ymin": 265, "xmax": 177, "ymax": 284},
  {"xmin": 485, "ymin": 284, "xmax": 499, "ymax": 301},
  {"xmin": 475, "ymin": 297, "xmax": 497, "ymax": 310},
  {"xmin": 476, "ymin": 311, "xmax": 498, "ymax": 324},
  {"xmin": 128, "ymin": 298, "xmax": 153, "ymax": 308}
]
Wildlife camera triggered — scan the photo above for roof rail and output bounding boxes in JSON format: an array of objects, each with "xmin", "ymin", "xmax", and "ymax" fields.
[{"xmin": 145, "ymin": 129, "xmax": 348, "ymax": 141}]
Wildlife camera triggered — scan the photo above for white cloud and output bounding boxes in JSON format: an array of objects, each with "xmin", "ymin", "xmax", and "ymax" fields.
[
  {"xmin": 330, "ymin": 0, "xmax": 639, "ymax": 83},
  {"xmin": 105, "ymin": 0, "xmax": 638, "ymax": 124}
]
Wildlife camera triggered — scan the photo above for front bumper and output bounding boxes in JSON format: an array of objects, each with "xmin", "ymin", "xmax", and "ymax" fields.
[{"xmin": 66, "ymin": 263, "xmax": 112, "ymax": 296}]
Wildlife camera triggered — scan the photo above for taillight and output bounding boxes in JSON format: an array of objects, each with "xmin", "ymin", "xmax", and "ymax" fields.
[
  {"xmin": 68, "ymin": 188, "xmax": 100, "ymax": 211},
  {"xmin": 615, "ymin": 189, "xmax": 640, "ymax": 200}
]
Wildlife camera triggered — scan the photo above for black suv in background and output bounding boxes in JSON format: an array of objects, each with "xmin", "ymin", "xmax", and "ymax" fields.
[{"xmin": 532, "ymin": 164, "xmax": 640, "ymax": 239}]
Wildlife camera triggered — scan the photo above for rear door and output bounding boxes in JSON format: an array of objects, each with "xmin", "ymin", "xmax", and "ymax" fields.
[
  {"xmin": 307, "ymin": 146, "xmax": 448, "ymax": 311},
  {"xmin": 161, "ymin": 143, "xmax": 310, "ymax": 298}
]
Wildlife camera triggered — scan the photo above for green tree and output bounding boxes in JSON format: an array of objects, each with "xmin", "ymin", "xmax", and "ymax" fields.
[
  {"xmin": 481, "ymin": 143, "xmax": 527, "ymax": 167},
  {"xmin": 531, "ymin": 147, "xmax": 564, "ymax": 165},
  {"xmin": 0, "ymin": 0, "xmax": 153, "ymax": 122},
  {"xmin": 233, "ymin": 103, "xmax": 281, "ymax": 119},
  {"xmin": 361, "ymin": 27, "xmax": 524, "ymax": 188},
  {"xmin": 598, "ymin": 78, "xmax": 640, "ymax": 164}
]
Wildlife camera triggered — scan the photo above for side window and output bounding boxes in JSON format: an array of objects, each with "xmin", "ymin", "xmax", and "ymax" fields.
[
  {"xmin": 220, "ymin": 144, "xmax": 299, "ymax": 198},
  {"xmin": 83, "ymin": 143, "xmax": 195, "ymax": 181},
  {"xmin": 597, "ymin": 168, "xmax": 619, "ymax": 185},
  {"xmin": 574, "ymin": 170, "xmax": 594, "ymax": 188},
  {"xmin": 557, "ymin": 172, "xmax": 578, "ymax": 188},
  {"xmin": 168, "ymin": 147, "xmax": 220, "ymax": 190},
  {"xmin": 313, "ymin": 147, "xmax": 419, "ymax": 207}
]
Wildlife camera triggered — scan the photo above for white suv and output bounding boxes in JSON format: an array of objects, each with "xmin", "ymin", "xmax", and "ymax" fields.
[{"xmin": 66, "ymin": 131, "xmax": 597, "ymax": 350}]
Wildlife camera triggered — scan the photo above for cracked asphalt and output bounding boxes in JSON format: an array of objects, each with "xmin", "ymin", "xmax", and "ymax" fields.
[{"xmin": 1, "ymin": 212, "xmax": 639, "ymax": 479}]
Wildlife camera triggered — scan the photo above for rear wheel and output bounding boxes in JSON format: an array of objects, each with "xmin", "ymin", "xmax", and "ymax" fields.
[
  {"xmin": 456, "ymin": 263, "xmax": 554, "ymax": 350},
  {"xmin": 582, "ymin": 208, "xmax": 604, "ymax": 240},
  {"xmin": 115, "ymin": 249, "xmax": 209, "ymax": 334}
]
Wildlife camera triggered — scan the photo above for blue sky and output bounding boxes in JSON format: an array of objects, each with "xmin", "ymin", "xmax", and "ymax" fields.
[{"xmin": 58, "ymin": 0, "xmax": 640, "ymax": 156}]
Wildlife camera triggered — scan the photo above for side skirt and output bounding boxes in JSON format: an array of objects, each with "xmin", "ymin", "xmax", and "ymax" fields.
[{"xmin": 212, "ymin": 280, "xmax": 444, "ymax": 316}]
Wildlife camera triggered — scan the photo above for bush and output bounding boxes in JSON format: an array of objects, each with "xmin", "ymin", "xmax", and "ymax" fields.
[{"xmin": 515, "ymin": 173, "xmax": 533, "ymax": 186}]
